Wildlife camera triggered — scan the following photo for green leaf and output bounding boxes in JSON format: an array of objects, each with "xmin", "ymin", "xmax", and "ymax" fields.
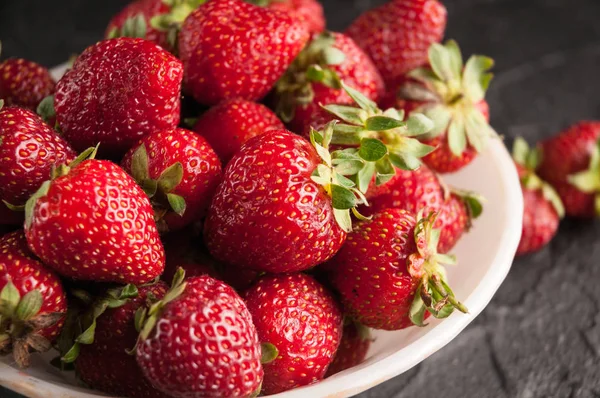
[
  {"xmin": 322, "ymin": 104, "xmax": 366, "ymax": 126},
  {"xmin": 322, "ymin": 46, "xmax": 346, "ymax": 66},
  {"xmin": 15, "ymin": 290, "xmax": 42, "ymax": 321},
  {"xmin": 464, "ymin": 108, "xmax": 494, "ymax": 153},
  {"xmin": 333, "ymin": 173, "xmax": 356, "ymax": 189},
  {"xmin": 409, "ymin": 285, "xmax": 428, "ymax": 327},
  {"xmin": 447, "ymin": 116, "xmax": 467, "ymax": 156},
  {"xmin": 407, "ymin": 67, "xmax": 440, "ymax": 84},
  {"xmin": 76, "ymin": 320, "xmax": 96, "ymax": 345},
  {"xmin": 512, "ymin": 137, "xmax": 530, "ymax": 166},
  {"xmin": 261, "ymin": 342, "xmax": 279, "ymax": 364},
  {"xmin": 0, "ymin": 282, "xmax": 20, "ymax": 317},
  {"xmin": 393, "ymin": 137, "xmax": 436, "ymax": 158},
  {"xmin": 106, "ymin": 27, "xmax": 119, "ymax": 39},
  {"xmin": 314, "ymin": 142, "xmax": 332, "ymax": 167},
  {"xmin": 423, "ymin": 105, "xmax": 452, "ymax": 137},
  {"xmin": 333, "ymin": 208, "xmax": 353, "ymax": 233},
  {"xmin": 358, "ymin": 138, "xmax": 388, "ymax": 162},
  {"xmin": 330, "ymin": 125, "xmax": 365, "ymax": 145},
  {"xmin": 141, "ymin": 179, "xmax": 158, "ymax": 198},
  {"xmin": 375, "ymin": 157, "xmax": 396, "ymax": 186},
  {"xmin": 406, "ymin": 113, "xmax": 434, "ymax": 136},
  {"xmin": 382, "ymin": 107, "xmax": 405, "ymax": 121},
  {"xmin": 331, "ymin": 184, "xmax": 358, "ymax": 210},
  {"xmin": 428, "ymin": 43, "xmax": 455, "ymax": 82},
  {"xmin": 357, "ymin": 161, "xmax": 376, "ymax": 194},
  {"xmin": 389, "ymin": 152, "xmax": 422, "ymax": 171},
  {"xmin": 445, "ymin": 40, "xmax": 464, "ymax": 81},
  {"xmin": 61, "ymin": 342, "xmax": 80, "ymax": 364},
  {"xmin": 398, "ymin": 82, "xmax": 441, "ymax": 103},
  {"xmin": 541, "ymin": 183, "xmax": 565, "ymax": 219},
  {"xmin": 462, "ymin": 55, "xmax": 495, "ymax": 102},
  {"xmin": 464, "ymin": 195, "xmax": 484, "ymax": 219},
  {"xmin": 135, "ymin": 307, "xmax": 148, "ymax": 332},
  {"xmin": 365, "ymin": 116, "xmax": 405, "ymax": 132},
  {"xmin": 167, "ymin": 193, "xmax": 187, "ymax": 216},
  {"xmin": 306, "ymin": 64, "xmax": 325, "ymax": 82},
  {"xmin": 36, "ymin": 95, "xmax": 55, "ymax": 123},
  {"xmin": 131, "ymin": 144, "xmax": 150, "ymax": 183},
  {"xmin": 25, "ymin": 180, "xmax": 51, "ymax": 229},
  {"xmin": 568, "ymin": 170, "xmax": 600, "ymax": 193},
  {"xmin": 334, "ymin": 159, "xmax": 364, "ymax": 176},
  {"xmin": 119, "ymin": 284, "xmax": 139, "ymax": 300},
  {"xmin": 341, "ymin": 81, "xmax": 378, "ymax": 114},
  {"xmin": 157, "ymin": 162, "xmax": 184, "ymax": 193}
]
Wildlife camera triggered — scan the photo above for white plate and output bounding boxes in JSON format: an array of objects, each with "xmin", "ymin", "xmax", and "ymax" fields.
[{"xmin": 0, "ymin": 66, "xmax": 523, "ymax": 398}]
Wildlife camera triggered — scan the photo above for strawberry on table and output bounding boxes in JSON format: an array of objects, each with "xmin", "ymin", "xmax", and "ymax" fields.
[
  {"xmin": 194, "ymin": 98, "xmax": 284, "ymax": 164},
  {"xmin": 0, "ymin": 231, "xmax": 67, "ymax": 368},
  {"xmin": 325, "ymin": 319, "xmax": 372, "ymax": 377},
  {"xmin": 244, "ymin": 273, "xmax": 343, "ymax": 394},
  {"xmin": 346, "ymin": 0, "xmax": 447, "ymax": 87},
  {"xmin": 24, "ymin": 153, "xmax": 165, "ymax": 284},
  {"xmin": 512, "ymin": 138, "xmax": 564, "ymax": 255},
  {"xmin": 328, "ymin": 209, "xmax": 467, "ymax": 330},
  {"xmin": 178, "ymin": 0, "xmax": 310, "ymax": 105},
  {"xmin": 537, "ymin": 121, "xmax": 600, "ymax": 218},
  {"xmin": 121, "ymin": 128, "xmax": 222, "ymax": 233},
  {"xmin": 54, "ymin": 38, "xmax": 183, "ymax": 158}
]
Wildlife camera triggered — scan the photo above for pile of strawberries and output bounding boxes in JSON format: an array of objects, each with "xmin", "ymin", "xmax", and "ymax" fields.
[{"xmin": 0, "ymin": 0, "xmax": 596, "ymax": 396}]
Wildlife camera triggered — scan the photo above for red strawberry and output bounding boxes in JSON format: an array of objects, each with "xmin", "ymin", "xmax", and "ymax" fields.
[
  {"xmin": 537, "ymin": 121, "xmax": 600, "ymax": 218},
  {"xmin": 512, "ymin": 138, "xmax": 563, "ymax": 254},
  {"xmin": 325, "ymin": 320, "xmax": 371, "ymax": 377},
  {"xmin": 274, "ymin": 31, "xmax": 384, "ymax": 136},
  {"xmin": 70, "ymin": 283, "xmax": 169, "ymax": 398},
  {"xmin": 54, "ymin": 38, "xmax": 183, "ymax": 157},
  {"xmin": 136, "ymin": 274, "xmax": 264, "ymax": 398},
  {"xmin": 244, "ymin": 273, "xmax": 343, "ymax": 394},
  {"xmin": 0, "ymin": 104, "xmax": 76, "ymax": 221},
  {"xmin": 264, "ymin": 0, "xmax": 325, "ymax": 34},
  {"xmin": 24, "ymin": 157, "xmax": 165, "ymax": 284},
  {"xmin": 346, "ymin": 0, "xmax": 447, "ymax": 87},
  {"xmin": 328, "ymin": 209, "xmax": 467, "ymax": 330},
  {"xmin": 178, "ymin": 0, "xmax": 310, "ymax": 105},
  {"xmin": 0, "ymin": 230, "xmax": 66, "ymax": 367},
  {"xmin": 194, "ymin": 98, "xmax": 284, "ymax": 164},
  {"xmin": 0, "ymin": 52, "xmax": 55, "ymax": 110},
  {"xmin": 121, "ymin": 128, "xmax": 222, "ymax": 233},
  {"xmin": 394, "ymin": 41, "xmax": 496, "ymax": 173}
]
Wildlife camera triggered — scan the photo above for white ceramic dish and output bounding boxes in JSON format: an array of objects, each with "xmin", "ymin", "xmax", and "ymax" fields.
[{"xmin": 0, "ymin": 65, "xmax": 524, "ymax": 398}]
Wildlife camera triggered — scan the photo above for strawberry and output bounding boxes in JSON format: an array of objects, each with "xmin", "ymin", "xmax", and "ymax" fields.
[
  {"xmin": 537, "ymin": 121, "xmax": 600, "ymax": 218},
  {"xmin": 274, "ymin": 31, "xmax": 384, "ymax": 136},
  {"xmin": 512, "ymin": 138, "xmax": 564, "ymax": 254},
  {"xmin": 263, "ymin": 0, "xmax": 325, "ymax": 34},
  {"xmin": 0, "ymin": 103, "xmax": 76, "ymax": 222},
  {"xmin": 393, "ymin": 41, "xmax": 497, "ymax": 173},
  {"xmin": 178, "ymin": 0, "xmax": 310, "ymax": 105},
  {"xmin": 0, "ymin": 48, "xmax": 55, "ymax": 111},
  {"xmin": 72, "ymin": 283, "xmax": 169, "ymax": 398},
  {"xmin": 244, "ymin": 273, "xmax": 343, "ymax": 394},
  {"xmin": 121, "ymin": 128, "xmax": 222, "ymax": 233},
  {"xmin": 325, "ymin": 320, "xmax": 371, "ymax": 377},
  {"xmin": 136, "ymin": 273, "xmax": 264, "ymax": 397},
  {"xmin": 362, "ymin": 164, "xmax": 482, "ymax": 253},
  {"xmin": 204, "ymin": 123, "xmax": 397, "ymax": 273},
  {"xmin": 54, "ymin": 38, "xmax": 183, "ymax": 157},
  {"xmin": 0, "ymin": 230, "xmax": 66, "ymax": 368},
  {"xmin": 24, "ymin": 155, "xmax": 165, "ymax": 284},
  {"xmin": 194, "ymin": 98, "xmax": 284, "ymax": 164},
  {"xmin": 346, "ymin": 0, "xmax": 447, "ymax": 87},
  {"xmin": 328, "ymin": 209, "xmax": 467, "ymax": 330}
]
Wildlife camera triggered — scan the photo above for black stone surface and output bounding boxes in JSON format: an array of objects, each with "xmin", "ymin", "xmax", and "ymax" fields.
[{"xmin": 1, "ymin": 0, "xmax": 600, "ymax": 397}]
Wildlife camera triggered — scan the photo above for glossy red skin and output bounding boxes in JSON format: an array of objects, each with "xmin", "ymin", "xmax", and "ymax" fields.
[
  {"xmin": 122, "ymin": 128, "xmax": 222, "ymax": 231},
  {"xmin": 518, "ymin": 187, "xmax": 559, "ymax": 255},
  {"xmin": 325, "ymin": 321, "xmax": 371, "ymax": 377},
  {"xmin": 204, "ymin": 129, "xmax": 346, "ymax": 273},
  {"xmin": 284, "ymin": 32, "xmax": 385, "ymax": 136},
  {"xmin": 25, "ymin": 160, "xmax": 165, "ymax": 284},
  {"xmin": 244, "ymin": 273, "xmax": 343, "ymax": 395},
  {"xmin": 0, "ymin": 59, "xmax": 55, "ymax": 110},
  {"xmin": 346, "ymin": 0, "xmax": 447, "ymax": 87},
  {"xmin": 105, "ymin": 0, "xmax": 172, "ymax": 51},
  {"xmin": 179, "ymin": 0, "xmax": 310, "ymax": 105},
  {"xmin": 0, "ymin": 107, "xmax": 75, "ymax": 207},
  {"xmin": 267, "ymin": 0, "xmax": 325, "ymax": 34},
  {"xmin": 137, "ymin": 276, "xmax": 263, "ymax": 398},
  {"xmin": 194, "ymin": 98, "xmax": 284, "ymax": 164},
  {"xmin": 436, "ymin": 193, "xmax": 469, "ymax": 254},
  {"xmin": 55, "ymin": 38, "xmax": 183, "ymax": 157},
  {"xmin": 77, "ymin": 283, "xmax": 169, "ymax": 398},
  {"xmin": 537, "ymin": 121, "xmax": 600, "ymax": 218},
  {"xmin": 329, "ymin": 209, "xmax": 422, "ymax": 330},
  {"xmin": 0, "ymin": 231, "xmax": 66, "ymax": 340}
]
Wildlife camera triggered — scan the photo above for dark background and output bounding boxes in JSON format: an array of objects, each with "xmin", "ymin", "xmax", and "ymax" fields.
[{"xmin": 2, "ymin": 0, "xmax": 600, "ymax": 397}]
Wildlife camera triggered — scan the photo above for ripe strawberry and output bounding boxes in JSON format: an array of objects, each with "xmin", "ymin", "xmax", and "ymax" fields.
[
  {"xmin": 178, "ymin": 0, "xmax": 310, "ymax": 105},
  {"xmin": 346, "ymin": 0, "xmax": 447, "ymax": 87},
  {"xmin": 328, "ymin": 209, "xmax": 467, "ymax": 330},
  {"xmin": 136, "ymin": 274, "xmax": 263, "ymax": 397},
  {"xmin": 0, "ymin": 50, "xmax": 55, "ymax": 110},
  {"xmin": 512, "ymin": 138, "xmax": 564, "ymax": 254},
  {"xmin": 24, "ymin": 157, "xmax": 165, "ymax": 284},
  {"xmin": 244, "ymin": 273, "xmax": 343, "ymax": 394},
  {"xmin": 264, "ymin": 0, "xmax": 325, "ymax": 34},
  {"xmin": 194, "ymin": 98, "xmax": 284, "ymax": 164},
  {"xmin": 274, "ymin": 31, "xmax": 384, "ymax": 136},
  {"xmin": 121, "ymin": 128, "xmax": 222, "ymax": 233},
  {"xmin": 537, "ymin": 121, "xmax": 600, "ymax": 218},
  {"xmin": 325, "ymin": 320, "xmax": 371, "ymax": 377},
  {"xmin": 394, "ymin": 41, "xmax": 496, "ymax": 173},
  {"xmin": 0, "ymin": 104, "xmax": 76, "ymax": 221},
  {"xmin": 0, "ymin": 230, "xmax": 67, "ymax": 367},
  {"xmin": 54, "ymin": 38, "xmax": 183, "ymax": 157},
  {"xmin": 73, "ymin": 283, "xmax": 169, "ymax": 398}
]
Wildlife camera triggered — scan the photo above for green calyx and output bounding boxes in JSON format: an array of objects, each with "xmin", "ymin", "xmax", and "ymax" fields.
[
  {"xmin": 407, "ymin": 212, "xmax": 468, "ymax": 327},
  {"xmin": 275, "ymin": 32, "xmax": 347, "ymax": 122},
  {"xmin": 513, "ymin": 137, "xmax": 565, "ymax": 218},
  {"xmin": 0, "ymin": 99, "xmax": 4, "ymax": 112},
  {"xmin": 450, "ymin": 187, "xmax": 485, "ymax": 224},
  {"xmin": 567, "ymin": 137, "xmax": 600, "ymax": 216},
  {"xmin": 322, "ymin": 82, "xmax": 435, "ymax": 172},
  {"xmin": 36, "ymin": 95, "xmax": 56, "ymax": 125},
  {"xmin": 107, "ymin": 14, "xmax": 148, "ymax": 40},
  {"xmin": 146, "ymin": 0, "xmax": 207, "ymax": 50},
  {"xmin": 260, "ymin": 342, "xmax": 279, "ymax": 364},
  {"xmin": 130, "ymin": 144, "xmax": 187, "ymax": 232},
  {"xmin": 400, "ymin": 40, "xmax": 497, "ymax": 156},
  {"xmin": 0, "ymin": 282, "xmax": 64, "ymax": 368}
]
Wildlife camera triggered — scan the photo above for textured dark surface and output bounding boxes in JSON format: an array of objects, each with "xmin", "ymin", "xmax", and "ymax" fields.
[{"xmin": 1, "ymin": 0, "xmax": 600, "ymax": 397}]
